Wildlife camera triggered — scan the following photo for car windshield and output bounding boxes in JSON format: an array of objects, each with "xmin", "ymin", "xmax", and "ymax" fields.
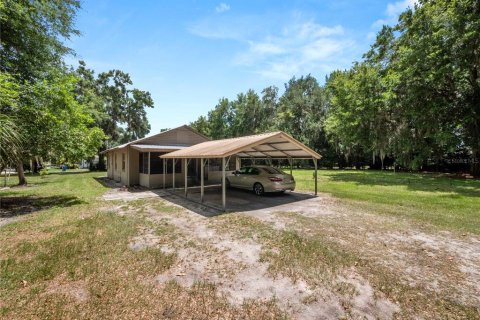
[{"xmin": 261, "ymin": 167, "xmax": 285, "ymax": 174}]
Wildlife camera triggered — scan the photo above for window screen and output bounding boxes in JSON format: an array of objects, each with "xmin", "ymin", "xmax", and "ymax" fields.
[
  {"xmin": 150, "ymin": 152, "xmax": 163, "ymax": 174},
  {"xmin": 162, "ymin": 158, "xmax": 181, "ymax": 174},
  {"xmin": 138, "ymin": 153, "xmax": 182, "ymax": 174}
]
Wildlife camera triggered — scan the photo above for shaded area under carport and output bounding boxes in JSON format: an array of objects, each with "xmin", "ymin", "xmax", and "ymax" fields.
[
  {"xmin": 163, "ymin": 187, "xmax": 317, "ymax": 217},
  {"xmin": 99, "ymin": 176, "xmax": 320, "ymax": 218}
]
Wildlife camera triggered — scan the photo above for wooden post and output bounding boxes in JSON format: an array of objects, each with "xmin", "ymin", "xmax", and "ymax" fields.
[
  {"xmin": 126, "ymin": 147, "xmax": 130, "ymax": 186},
  {"xmin": 148, "ymin": 152, "xmax": 151, "ymax": 175},
  {"xmin": 200, "ymin": 158, "xmax": 205, "ymax": 203},
  {"xmin": 184, "ymin": 159, "xmax": 188, "ymax": 197},
  {"xmin": 222, "ymin": 157, "xmax": 226, "ymax": 211},
  {"xmin": 289, "ymin": 158, "xmax": 293, "ymax": 175},
  {"xmin": 163, "ymin": 158, "xmax": 166, "ymax": 189},
  {"xmin": 313, "ymin": 157, "xmax": 318, "ymax": 196},
  {"xmin": 235, "ymin": 157, "xmax": 240, "ymax": 170},
  {"xmin": 172, "ymin": 158, "xmax": 176, "ymax": 190}
]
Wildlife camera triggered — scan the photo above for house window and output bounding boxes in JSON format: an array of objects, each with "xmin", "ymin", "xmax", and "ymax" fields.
[
  {"xmin": 122, "ymin": 153, "xmax": 126, "ymax": 171},
  {"xmin": 138, "ymin": 152, "xmax": 182, "ymax": 174},
  {"xmin": 114, "ymin": 154, "xmax": 117, "ymax": 170}
]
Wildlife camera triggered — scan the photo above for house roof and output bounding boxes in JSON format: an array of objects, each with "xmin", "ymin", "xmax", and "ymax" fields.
[
  {"xmin": 130, "ymin": 145, "xmax": 188, "ymax": 152},
  {"xmin": 160, "ymin": 131, "xmax": 321, "ymax": 159},
  {"xmin": 101, "ymin": 125, "xmax": 209, "ymax": 153}
]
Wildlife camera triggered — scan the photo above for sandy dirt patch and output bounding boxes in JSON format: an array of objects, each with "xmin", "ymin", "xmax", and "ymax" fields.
[
  {"xmin": 104, "ymin": 186, "xmax": 478, "ymax": 318},
  {"xmin": 127, "ymin": 201, "xmax": 400, "ymax": 320}
]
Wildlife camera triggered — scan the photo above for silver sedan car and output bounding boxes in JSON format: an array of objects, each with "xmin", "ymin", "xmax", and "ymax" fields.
[{"xmin": 227, "ymin": 165, "xmax": 295, "ymax": 195}]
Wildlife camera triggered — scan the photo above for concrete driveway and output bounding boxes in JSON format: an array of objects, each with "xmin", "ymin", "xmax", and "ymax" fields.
[
  {"xmin": 164, "ymin": 186, "xmax": 329, "ymax": 217},
  {"xmin": 100, "ymin": 177, "xmax": 331, "ymax": 218}
]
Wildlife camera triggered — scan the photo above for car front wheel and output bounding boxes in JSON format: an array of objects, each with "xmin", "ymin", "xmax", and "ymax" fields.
[{"xmin": 253, "ymin": 183, "xmax": 264, "ymax": 196}]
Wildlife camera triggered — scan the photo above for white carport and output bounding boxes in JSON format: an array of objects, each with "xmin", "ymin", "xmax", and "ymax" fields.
[{"xmin": 161, "ymin": 131, "xmax": 322, "ymax": 211}]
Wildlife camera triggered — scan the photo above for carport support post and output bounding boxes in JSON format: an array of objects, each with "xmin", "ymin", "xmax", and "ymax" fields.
[
  {"xmin": 163, "ymin": 158, "xmax": 166, "ymax": 190},
  {"xmin": 200, "ymin": 158, "xmax": 205, "ymax": 203},
  {"xmin": 313, "ymin": 158, "xmax": 318, "ymax": 196},
  {"xmin": 222, "ymin": 157, "xmax": 226, "ymax": 211},
  {"xmin": 148, "ymin": 152, "xmax": 151, "ymax": 174},
  {"xmin": 184, "ymin": 159, "xmax": 188, "ymax": 197},
  {"xmin": 172, "ymin": 158, "xmax": 176, "ymax": 190},
  {"xmin": 235, "ymin": 157, "xmax": 240, "ymax": 170}
]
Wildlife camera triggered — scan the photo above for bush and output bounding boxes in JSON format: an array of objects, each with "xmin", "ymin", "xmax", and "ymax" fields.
[{"xmin": 39, "ymin": 168, "xmax": 48, "ymax": 178}]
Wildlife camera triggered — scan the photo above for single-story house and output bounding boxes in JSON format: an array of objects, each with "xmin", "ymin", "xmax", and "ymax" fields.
[{"xmin": 103, "ymin": 125, "xmax": 236, "ymax": 188}]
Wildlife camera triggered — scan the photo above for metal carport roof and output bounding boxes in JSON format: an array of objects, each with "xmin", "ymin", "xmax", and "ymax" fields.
[
  {"xmin": 159, "ymin": 131, "xmax": 321, "ymax": 211},
  {"xmin": 160, "ymin": 131, "xmax": 321, "ymax": 160}
]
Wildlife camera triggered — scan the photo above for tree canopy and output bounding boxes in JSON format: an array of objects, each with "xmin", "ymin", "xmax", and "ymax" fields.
[
  {"xmin": 0, "ymin": 0, "xmax": 154, "ymax": 183},
  {"xmin": 192, "ymin": 0, "xmax": 480, "ymax": 175}
]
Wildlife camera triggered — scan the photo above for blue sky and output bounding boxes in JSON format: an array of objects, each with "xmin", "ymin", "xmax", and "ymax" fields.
[{"xmin": 67, "ymin": 0, "xmax": 415, "ymax": 134}]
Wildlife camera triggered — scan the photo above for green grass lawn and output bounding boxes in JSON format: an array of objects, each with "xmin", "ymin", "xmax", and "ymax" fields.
[
  {"xmin": 1, "ymin": 168, "xmax": 105, "ymax": 199},
  {"xmin": 1, "ymin": 169, "xmax": 479, "ymax": 319},
  {"xmin": 292, "ymin": 169, "xmax": 480, "ymax": 235},
  {"xmin": 0, "ymin": 170, "xmax": 287, "ymax": 319}
]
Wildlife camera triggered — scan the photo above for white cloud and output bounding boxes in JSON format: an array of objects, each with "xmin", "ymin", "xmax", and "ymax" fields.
[
  {"xmin": 215, "ymin": 3, "xmax": 230, "ymax": 13},
  {"xmin": 373, "ymin": 0, "xmax": 417, "ymax": 28},
  {"xmin": 284, "ymin": 22, "xmax": 344, "ymax": 39},
  {"xmin": 301, "ymin": 38, "xmax": 349, "ymax": 61},
  {"xmin": 234, "ymin": 21, "xmax": 351, "ymax": 80},
  {"xmin": 249, "ymin": 41, "xmax": 285, "ymax": 55},
  {"xmin": 189, "ymin": 14, "xmax": 355, "ymax": 81},
  {"xmin": 386, "ymin": 0, "xmax": 416, "ymax": 17},
  {"xmin": 258, "ymin": 61, "xmax": 300, "ymax": 80}
]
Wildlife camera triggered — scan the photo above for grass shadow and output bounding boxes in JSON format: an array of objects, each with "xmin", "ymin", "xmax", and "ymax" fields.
[
  {"xmin": 94, "ymin": 177, "xmax": 122, "ymax": 189},
  {"xmin": 93, "ymin": 177, "xmax": 152, "ymax": 193},
  {"xmin": 0, "ymin": 195, "xmax": 85, "ymax": 219},
  {"xmin": 45, "ymin": 171, "xmax": 93, "ymax": 176}
]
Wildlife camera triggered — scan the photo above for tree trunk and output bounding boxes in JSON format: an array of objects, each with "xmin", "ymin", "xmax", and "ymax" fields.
[
  {"xmin": 472, "ymin": 149, "xmax": 480, "ymax": 177},
  {"xmin": 32, "ymin": 157, "xmax": 40, "ymax": 173},
  {"xmin": 16, "ymin": 161, "xmax": 27, "ymax": 185},
  {"xmin": 98, "ymin": 153, "xmax": 106, "ymax": 171}
]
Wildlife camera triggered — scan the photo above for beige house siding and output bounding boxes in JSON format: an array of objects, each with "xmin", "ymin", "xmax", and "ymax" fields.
[
  {"xmin": 104, "ymin": 126, "xmax": 211, "ymax": 188},
  {"xmin": 107, "ymin": 154, "xmax": 113, "ymax": 179},
  {"xmin": 139, "ymin": 173, "xmax": 149, "ymax": 187},
  {"xmin": 108, "ymin": 149, "xmax": 129, "ymax": 185}
]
